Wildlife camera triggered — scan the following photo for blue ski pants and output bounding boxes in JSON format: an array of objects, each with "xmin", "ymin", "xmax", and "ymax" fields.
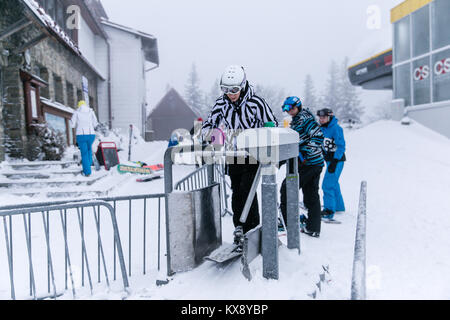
[
  {"xmin": 77, "ymin": 134, "xmax": 96, "ymax": 176},
  {"xmin": 322, "ymin": 161, "xmax": 345, "ymax": 213}
]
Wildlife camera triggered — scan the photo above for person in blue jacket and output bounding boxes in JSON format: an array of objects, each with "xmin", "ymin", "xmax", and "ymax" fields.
[{"xmin": 317, "ymin": 108, "xmax": 346, "ymax": 221}]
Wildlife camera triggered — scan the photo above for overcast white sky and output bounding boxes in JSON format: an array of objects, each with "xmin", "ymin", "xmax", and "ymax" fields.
[{"xmin": 101, "ymin": 0, "xmax": 404, "ymax": 113}]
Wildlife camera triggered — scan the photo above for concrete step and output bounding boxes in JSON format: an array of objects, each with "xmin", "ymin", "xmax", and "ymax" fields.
[
  {"xmin": 5, "ymin": 187, "xmax": 111, "ymax": 198},
  {"xmin": 0, "ymin": 172, "xmax": 108, "ymax": 188},
  {"xmin": 4, "ymin": 161, "xmax": 79, "ymax": 171},
  {"xmin": 1, "ymin": 169, "xmax": 82, "ymax": 180}
]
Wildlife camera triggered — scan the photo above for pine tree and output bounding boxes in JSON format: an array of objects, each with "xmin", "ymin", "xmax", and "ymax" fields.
[
  {"xmin": 184, "ymin": 63, "xmax": 207, "ymax": 117},
  {"xmin": 322, "ymin": 60, "xmax": 340, "ymax": 114},
  {"xmin": 254, "ymin": 84, "xmax": 285, "ymax": 123},
  {"xmin": 302, "ymin": 74, "xmax": 318, "ymax": 113},
  {"xmin": 337, "ymin": 57, "xmax": 363, "ymax": 123},
  {"xmin": 205, "ymin": 78, "xmax": 221, "ymax": 114},
  {"xmin": 209, "ymin": 79, "xmax": 221, "ymax": 102}
]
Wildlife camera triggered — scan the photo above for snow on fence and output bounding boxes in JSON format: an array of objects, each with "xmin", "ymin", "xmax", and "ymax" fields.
[
  {"xmin": 351, "ymin": 181, "xmax": 367, "ymax": 300},
  {"xmin": 0, "ymin": 194, "xmax": 166, "ymax": 300}
]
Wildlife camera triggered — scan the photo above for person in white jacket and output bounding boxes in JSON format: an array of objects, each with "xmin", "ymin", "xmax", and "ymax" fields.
[{"xmin": 70, "ymin": 100, "xmax": 99, "ymax": 176}]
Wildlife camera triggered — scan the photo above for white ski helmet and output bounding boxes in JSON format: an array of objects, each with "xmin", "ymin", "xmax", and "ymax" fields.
[{"xmin": 220, "ymin": 65, "xmax": 247, "ymax": 92}]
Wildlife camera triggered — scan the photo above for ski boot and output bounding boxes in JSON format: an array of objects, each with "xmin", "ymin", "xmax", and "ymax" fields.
[
  {"xmin": 299, "ymin": 214, "xmax": 307, "ymax": 229},
  {"xmin": 321, "ymin": 209, "xmax": 340, "ymax": 224},
  {"xmin": 300, "ymin": 226, "xmax": 320, "ymax": 238},
  {"xmin": 233, "ymin": 226, "xmax": 245, "ymax": 253},
  {"xmin": 278, "ymin": 217, "xmax": 286, "ymax": 232}
]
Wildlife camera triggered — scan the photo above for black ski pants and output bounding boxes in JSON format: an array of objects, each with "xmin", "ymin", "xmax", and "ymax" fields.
[
  {"xmin": 228, "ymin": 163, "xmax": 260, "ymax": 234},
  {"xmin": 280, "ymin": 164, "xmax": 323, "ymax": 233}
]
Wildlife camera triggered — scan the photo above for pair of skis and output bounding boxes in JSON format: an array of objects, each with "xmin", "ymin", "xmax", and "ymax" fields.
[{"xmin": 117, "ymin": 162, "xmax": 164, "ymax": 182}]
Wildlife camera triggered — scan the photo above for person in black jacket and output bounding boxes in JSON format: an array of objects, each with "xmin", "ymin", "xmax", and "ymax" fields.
[
  {"xmin": 279, "ymin": 97, "xmax": 324, "ymax": 238},
  {"xmin": 202, "ymin": 65, "xmax": 278, "ymax": 250}
]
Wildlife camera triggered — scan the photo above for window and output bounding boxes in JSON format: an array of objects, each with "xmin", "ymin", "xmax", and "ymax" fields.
[
  {"xmin": 394, "ymin": 63, "xmax": 411, "ymax": 106},
  {"xmin": 432, "ymin": 0, "xmax": 450, "ymax": 50},
  {"xmin": 89, "ymin": 95, "xmax": 95, "ymax": 111},
  {"xmin": 66, "ymin": 82, "xmax": 75, "ymax": 108},
  {"xmin": 76, "ymin": 89, "xmax": 83, "ymax": 103},
  {"xmin": 30, "ymin": 88, "xmax": 38, "ymax": 118},
  {"xmin": 432, "ymin": 48, "xmax": 450, "ymax": 103},
  {"xmin": 20, "ymin": 70, "xmax": 47, "ymax": 133},
  {"xmin": 394, "ymin": 16, "xmax": 411, "ymax": 63},
  {"xmin": 412, "ymin": 57, "xmax": 431, "ymax": 105},
  {"xmin": 38, "ymin": 67, "xmax": 49, "ymax": 99},
  {"xmin": 41, "ymin": 102, "xmax": 74, "ymax": 146},
  {"xmin": 56, "ymin": 2, "xmax": 65, "ymax": 29},
  {"xmin": 45, "ymin": 0, "xmax": 56, "ymax": 20},
  {"xmin": 45, "ymin": 113, "xmax": 66, "ymax": 134},
  {"xmin": 412, "ymin": 5, "xmax": 430, "ymax": 58},
  {"xmin": 53, "ymin": 74, "xmax": 64, "ymax": 104},
  {"xmin": 37, "ymin": 0, "xmax": 46, "ymax": 8}
]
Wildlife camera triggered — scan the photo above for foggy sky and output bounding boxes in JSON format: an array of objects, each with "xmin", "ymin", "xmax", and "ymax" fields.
[{"xmin": 101, "ymin": 0, "xmax": 403, "ymax": 114}]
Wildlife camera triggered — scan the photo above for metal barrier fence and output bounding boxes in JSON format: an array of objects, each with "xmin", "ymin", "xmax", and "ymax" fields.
[
  {"xmin": 0, "ymin": 193, "xmax": 166, "ymax": 300},
  {"xmin": 0, "ymin": 201, "xmax": 128, "ymax": 300},
  {"xmin": 351, "ymin": 181, "xmax": 368, "ymax": 300}
]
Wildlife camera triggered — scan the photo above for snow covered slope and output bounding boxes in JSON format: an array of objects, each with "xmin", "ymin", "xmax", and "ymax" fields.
[
  {"xmin": 345, "ymin": 121, "xmax": 450, "ymax": 299},
  {"xmin": 119, "ymin": 120, "xmax": 450, "ymax": 300},
  {"xmin": 1, "ymin": 120, "xmax": 449, "ymax": 300}
]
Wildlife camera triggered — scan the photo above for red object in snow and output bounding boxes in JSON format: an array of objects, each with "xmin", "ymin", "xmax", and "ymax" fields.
[{"xmin": 96, "ymin": 142, "xmax": 120, "ymax": 170}]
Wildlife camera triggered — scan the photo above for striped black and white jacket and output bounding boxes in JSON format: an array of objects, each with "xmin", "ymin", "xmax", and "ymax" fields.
[{"xmin": 202, "ymin": 83, "xmax": 278, "ymax": 135}]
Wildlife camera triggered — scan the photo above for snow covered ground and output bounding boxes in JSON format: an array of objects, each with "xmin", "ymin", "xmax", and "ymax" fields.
[{"xmin": 1, "ymin": 120, "xmax": 450, "ymax": 300}]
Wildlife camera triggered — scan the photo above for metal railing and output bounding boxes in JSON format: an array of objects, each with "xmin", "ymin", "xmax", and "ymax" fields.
[
  {"xmin": 351, "ymin": 181, "xmax": 368, "ymax": 300},
  {"xmin": 174, "ymin": 165, "xmax": 211, "ymax": 191},
  {"xmin": 174, "ymin": 162, "xmax": 233, "ymax": 218},
  {"xmin": 0, "ymin": 193, "xmax": 166, "ymax": 300},
  {"xmin": 0, "ymin": 201, "xmax": 128, "ymax": 300}
]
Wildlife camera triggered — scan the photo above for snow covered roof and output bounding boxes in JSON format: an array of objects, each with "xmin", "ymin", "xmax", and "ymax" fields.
[
  {"xmin": 101, "ymin": 18, "xmax": 159, "ymax": 64},
  {"xmin": 21, "ymin": 0, "xmax": 106, "ymax": 80},
  {"xmin": 40, "ymin": 97, "xmax": 75, "ymax": 115},
  {"xmin": 100, "ymin": 18, "xmax": 156, "ymax": 40},
  {"xmin": 22, "ymin": 0, "xmax": 80, "ymax": 54}
]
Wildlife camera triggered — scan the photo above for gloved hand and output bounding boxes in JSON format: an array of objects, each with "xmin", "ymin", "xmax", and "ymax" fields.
[
  {"xmin": 299, "ymin": 152, "xmax": 307, "ymax": 165},
  {"xmin": 328, "ymin": 159, "xmax": 338, "ymax": 173}
]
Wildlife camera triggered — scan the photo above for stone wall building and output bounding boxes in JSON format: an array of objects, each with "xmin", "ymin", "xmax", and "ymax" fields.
[
  {"xmin": 0, "ymin": 0, "xmax": 105, "ymax": 160},
  {"xmin": 0, "ymin": 0, "xmax": 159, "ymax": 161}
]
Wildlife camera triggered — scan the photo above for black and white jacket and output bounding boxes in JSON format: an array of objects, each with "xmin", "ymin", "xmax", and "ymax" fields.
[{"xmin": 202, "ymin": 83, "xmax": 278, "ymax": 134}]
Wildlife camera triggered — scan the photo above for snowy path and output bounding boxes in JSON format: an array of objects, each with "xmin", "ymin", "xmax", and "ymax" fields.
[
  {"xmin": 343, "ymin": 121, "xmax": 450, "ymax": 299},
  {"xmin": 129, "ymin": 121, "xmax": 450, "ymax": 300},
  {"xmin": 1, "ymin": 121, "xmax": 449, "ymax": 300}
]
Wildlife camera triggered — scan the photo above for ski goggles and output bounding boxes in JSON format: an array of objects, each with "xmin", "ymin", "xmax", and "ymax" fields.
[
  {"xmin": 282, "ymin": 104, "xmax": 294, "ymax": 112},
  {"xmin": 317, "ymin": 109, "xmax": 333, "ymax": 117},
  {"xmin": 221, "ymin": 85, "xmax": 242, "ymax": 94}
]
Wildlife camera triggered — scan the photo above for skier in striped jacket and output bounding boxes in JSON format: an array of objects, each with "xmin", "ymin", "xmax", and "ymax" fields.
[
  {"xmin": 202, "ymin": 65, "xmax": 278, "ymax": 250},
  {"xmin": 279, "ymin": 96, "xmax": 324, "ymax": 238}
]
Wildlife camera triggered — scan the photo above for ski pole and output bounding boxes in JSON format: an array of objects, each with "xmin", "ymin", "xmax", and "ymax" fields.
[
  {"xmin": 128, "ymin": 124, "xmax": 133, "ymax": 161},
  {"xmin": 239, "ymin": 164, "xmax": 262, "ymax": 223}
]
